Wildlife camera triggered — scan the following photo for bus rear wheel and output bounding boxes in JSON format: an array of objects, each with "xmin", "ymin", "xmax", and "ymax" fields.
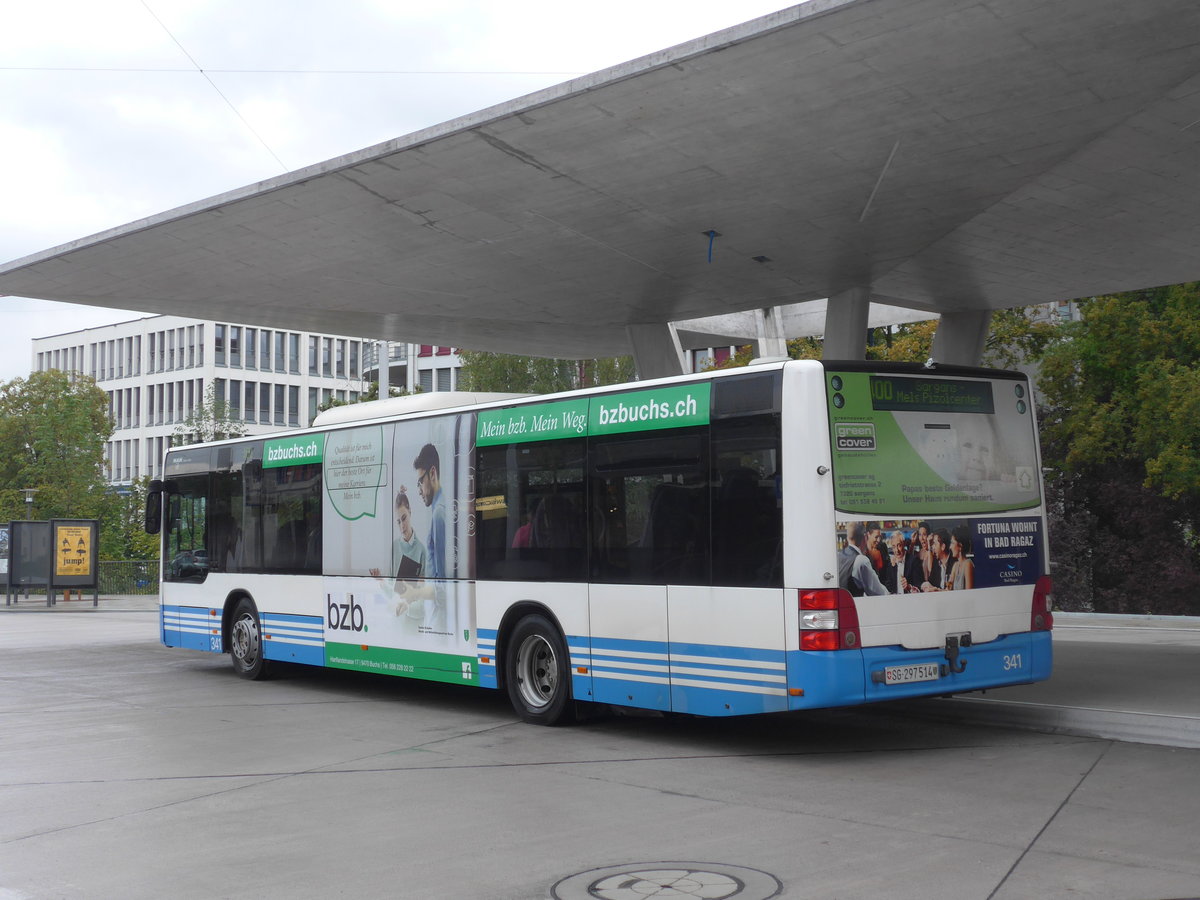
[
  {"xmin": 229, "ymin": 597, "xmax": 270, "ymax": 680},
  {"xmin": 505, "ymin": 615, "xmax": 573, "ymax": 725}
]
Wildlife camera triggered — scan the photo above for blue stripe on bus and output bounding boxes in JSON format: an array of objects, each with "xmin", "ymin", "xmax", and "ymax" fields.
[
  {"xmin": 584, "ymin": 635, "xmax": 790, "ymax": 714},
  {"xmin": 589, "ymin": 636, "xmax": 670, "ymax": 656},
  {"xmin": 477, "ymin": 629, "xmax": 499, "ymax": 688},
  {"xmin": 261, "ymin": 613, "xmax": 325, "ymax": 666},
  {"xmin": 668, "ymin": 641, "xmax": 782, "ymax": 662},
  {"xmin": 162, "ymin": 605, "xmax": 220, "ymax": 652}
]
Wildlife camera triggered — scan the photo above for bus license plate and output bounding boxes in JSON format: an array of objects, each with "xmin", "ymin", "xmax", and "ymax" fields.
[{"xmin": 884, "ymin": 663, "xmax": 941, "ymax": 685}]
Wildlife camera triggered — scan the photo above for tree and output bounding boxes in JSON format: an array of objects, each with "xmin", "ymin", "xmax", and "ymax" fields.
[
  {"xmin": 173, "ymin": 383, "xmax": 247, "ymax": 445},
  {"xmin": 1036, "ymin": 287, "xmax": 1200, "ymax": 614},
  {"xmin": 98, "ymin": 476, "xmax": 160, "ymax": 561},
  {"xmin": 457, "ymin": 351, "xmax": 636, "ymax": 393},
  {"xmin": 0, "ymin": 370, "xmax": 111, "ymax": 522}
]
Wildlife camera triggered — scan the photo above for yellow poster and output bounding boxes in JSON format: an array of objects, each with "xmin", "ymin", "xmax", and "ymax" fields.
[{"xmin": 55, "ymin": 525, "xmax": 92, "ymax": 577}]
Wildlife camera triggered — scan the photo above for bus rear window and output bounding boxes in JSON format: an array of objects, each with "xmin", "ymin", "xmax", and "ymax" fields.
[{"xmin": 826, "ymin": 371, "xmax": 1040, "ymax": 515}]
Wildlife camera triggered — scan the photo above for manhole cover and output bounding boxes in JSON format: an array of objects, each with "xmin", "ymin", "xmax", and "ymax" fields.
[{"xmin": 552, "ymin": 862, "xmax": 781, "ymax": 899}]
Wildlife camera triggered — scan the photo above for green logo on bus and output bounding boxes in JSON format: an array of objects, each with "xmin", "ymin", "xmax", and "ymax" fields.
[
  {"xmin": 264, "ymin": 435, "xmax": 323, "ymax": 468},
  {"xmin": 477, "ymin": 384, "xmax": 711, "ymax": 445}
]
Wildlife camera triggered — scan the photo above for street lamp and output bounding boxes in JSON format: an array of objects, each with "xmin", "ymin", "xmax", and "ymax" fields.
[{"xmin": 20, "ymin": 488, "xmax": 38, "ymax": 519}]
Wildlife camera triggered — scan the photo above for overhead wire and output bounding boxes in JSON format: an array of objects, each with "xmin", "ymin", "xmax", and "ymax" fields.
[{"xmin": 137, "ymin": 0, "xmax": 289, "ymax": 171}]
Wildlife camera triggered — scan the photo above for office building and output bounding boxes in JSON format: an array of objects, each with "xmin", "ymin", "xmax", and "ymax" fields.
[{"xmin": 31, "ymin": 315, "xmax": 461, "ymax": 487}]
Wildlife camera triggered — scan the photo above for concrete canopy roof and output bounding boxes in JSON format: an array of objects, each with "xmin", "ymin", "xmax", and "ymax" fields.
[{"xmin": 3, "ymin": 0, "xmax": 1200, "ymax": 358}]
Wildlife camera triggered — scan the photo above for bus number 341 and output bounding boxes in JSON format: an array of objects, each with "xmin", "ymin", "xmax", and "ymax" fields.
[{"xmin": 1003, "ymin": 653, "xmax": 1023, "ymax": 671}]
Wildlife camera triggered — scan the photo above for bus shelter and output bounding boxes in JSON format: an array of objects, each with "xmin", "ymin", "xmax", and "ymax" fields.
[{"xmin": 5, "ymin": 519, "xmax": 99, "ymax": 607}]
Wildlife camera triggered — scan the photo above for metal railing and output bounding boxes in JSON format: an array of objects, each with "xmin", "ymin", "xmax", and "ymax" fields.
[{"xmin": 97, "ymin": 560, "xmax": 159, "ymax": 595}]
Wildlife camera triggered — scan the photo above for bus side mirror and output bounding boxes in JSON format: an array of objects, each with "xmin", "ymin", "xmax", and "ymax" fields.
[{"xmin": 144, "ymin": 479, "xmax": 164, "ymax": 534}]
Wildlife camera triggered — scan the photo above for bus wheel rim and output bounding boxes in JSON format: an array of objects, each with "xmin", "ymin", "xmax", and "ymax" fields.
[
  {"xmin": 515, "ymin": 634, "xmax": 556, "ymax": 709},
  {"xmin": 232, "ymin": 613, "xmax": 259, "ymax": 663}
]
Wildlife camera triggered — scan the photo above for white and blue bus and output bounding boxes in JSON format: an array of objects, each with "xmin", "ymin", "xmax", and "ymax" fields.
[{"xmin": 146, "ymin": 359, "xmax": 1052, "ymax": 724}]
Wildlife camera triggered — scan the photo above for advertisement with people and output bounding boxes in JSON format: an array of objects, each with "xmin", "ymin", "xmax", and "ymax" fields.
[
  {"xmin": 321, "ymin": 414, "xmax": 478, "ymax": 684},
  {"xmin": 835, "ymin": 517, "xmax": 1043, "ymax": 596}
]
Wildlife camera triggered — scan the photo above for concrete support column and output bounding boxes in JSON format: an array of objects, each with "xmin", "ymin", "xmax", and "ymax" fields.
[
  {"xmin": 822, "ymin": 286, "xmax": 871, "ymax": 360},
  {"xmin": 754, "ymin": 306, "xmax": 788, "ymax": 359},
  {"xmin": 930, "ymin": 309, "xmax": 992, "ymax": 366},
  {"xmin": 378, "ymin": 341, "xmax": 390, "ymax": 397},
  {"xmin": 627, "ymin": 323, "xmax": 686, "ymax": 381}
]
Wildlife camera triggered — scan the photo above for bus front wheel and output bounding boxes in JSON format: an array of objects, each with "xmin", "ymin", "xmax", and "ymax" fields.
[
  {"xmin": 505, "ymin": 615, "xmax": 573, "ymax": 725},
  {"xmin": 229, "ymin": 597, "xmax": 270, "ymax": 680}
]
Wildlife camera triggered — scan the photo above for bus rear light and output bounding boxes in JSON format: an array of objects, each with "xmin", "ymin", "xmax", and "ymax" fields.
[
  {"xmin": 799, "ymin": 589, "xmax": 860, "ymax": 650},
  {"xmin": 1032, "ymin": 576, "xmax": 1054, "ymax": 632},
  {"xmin": 801, "ymin": 631, "xmax": 839, "ymax": 651}
]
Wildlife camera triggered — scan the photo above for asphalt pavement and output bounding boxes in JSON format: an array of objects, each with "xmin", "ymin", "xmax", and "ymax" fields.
[
  {"xmin": 1, "ymin": 597, "xmax": 1197, "ymax": 898},
  {"xmin": 5, "ymin": 596, "xmax": 1198, "ymax": 747}
]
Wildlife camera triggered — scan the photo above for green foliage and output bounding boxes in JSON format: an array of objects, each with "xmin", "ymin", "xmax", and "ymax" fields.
[
  {"xmin": 97, "ymin": 477, "xmax": 160, "ymax": 560},
  {"xmin": 1038, "ymin": 286, "xmax": 1200, "ymax": 502},
  {"xmin": 0, "ymin": 371, "xmax": 111, "ymax": 522},
  {"xmin": 704, "ymin": 337, "xmax": 823, "ymax": 370},
  {"xmin": 865, "ymin": 320, "xmax": 936, "ymax": 363},
  {"xmin": 1036, "ymin": 286, "xmax": 1200, "ymax": 614},
  {"xmin": 708, "ymin": 309, "xmax": 1052, "ymax": 369},
  {"xmin": 981, "ymin": 308, "xmax": 1059, "ymax": 369},
  {"xmin": 457, "ymin": 351, "xmax": 636, "ymax": 393},
  {"xmin": 173, "ymin": 383, "xmax": 247, "ymax": 445}
]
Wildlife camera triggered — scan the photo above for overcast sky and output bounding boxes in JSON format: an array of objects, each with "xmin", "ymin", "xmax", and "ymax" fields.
[{"xmin": 1, "ymin": 0, "xmax": 796, "ymax": 382}]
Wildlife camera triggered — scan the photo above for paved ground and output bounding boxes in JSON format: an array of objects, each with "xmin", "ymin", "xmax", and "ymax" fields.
[{"xmin": 1, "ymin": 601, "xmax": 1197, "ymax": 899}]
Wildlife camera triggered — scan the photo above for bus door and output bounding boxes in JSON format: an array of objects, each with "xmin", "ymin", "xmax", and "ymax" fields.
[{"xmin": 588, "ymin": 430, "xmax": 707, "ymax": 712}]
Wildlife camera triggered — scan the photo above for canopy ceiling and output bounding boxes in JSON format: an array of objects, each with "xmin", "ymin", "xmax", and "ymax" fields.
[{"xmin": 3, "ymin": 0, "xmax": 1199, "ymax": 356}]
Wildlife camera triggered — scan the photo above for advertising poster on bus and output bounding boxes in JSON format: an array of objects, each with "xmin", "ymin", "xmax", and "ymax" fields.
[
  {"xmin": 827, "ymin": 370, "xmax": 1045, "ymax": 596},
  {"xmin": 826, "ymin": 370, "xmax": 1040, "ymax": 515},
  {"xmin": 834, "ymin": 517, "xmax": 1043, "ymax": 596},
  {"xmin": 320, "ymin": 413, "xmax": 478, "ymax": 684}
]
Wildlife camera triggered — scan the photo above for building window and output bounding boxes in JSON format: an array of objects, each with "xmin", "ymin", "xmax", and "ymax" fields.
[
  {"xmin": 307, "ymin": 336, "xmax": 318, "ymax": 375},
  {"xmin": 288, "ymin": 385, "xmax": 299, "ymax": 426},
  {"xmin": 437, "ymin": 368, "xmax": 452, "ymax": 392},
  {"xmin": 322, "ymin": 337, "xmax": 332, "ymax": 377},
  {"xmin": 244, "ymin": 381, "xmax": 255, "ymax": 422},
  {"xmin": 260, "ymin": 329, "xmax": 271, "ymax": 370},
  {"xmin": 308, "ymin": 387, "xmax": 319, "ymax": 423},
  {"xmin": 260, "ymin": 383, "xmax": 271, "ymax": 424},
  {"xmin": 274, "ymin": 384, "xmax": 285, "ymax": 425},
  {"xmin": 229, "ymin": 326, "xmax": 241, "ymax": 367},
  {"xmin": 197, "ymin": 325, "xmax": 204, "ymax": 366},
  {"xmin": 349, "ymin": 341, "xmax": 359, "ymax": 378},
  {"xmin": 215, "ymin": 324, "xmax": 226, "ymax": 366},
  {"xmin": 419, "ymin": 370, "xmax": 433, "ymax": 393},
  {"xmin": 246, "ymin": 328, "xmax": 256, "ymax": 368}
]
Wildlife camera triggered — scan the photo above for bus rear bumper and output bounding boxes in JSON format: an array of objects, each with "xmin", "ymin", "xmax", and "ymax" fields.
[{"xmin": 787, "ymin": 631, "xmax": 1053, "ymax": 710}]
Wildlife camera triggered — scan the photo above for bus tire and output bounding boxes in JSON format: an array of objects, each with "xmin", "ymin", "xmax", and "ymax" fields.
[
  {"xmin": 229, "ymin": 597, "xmax": 270, "ymax": 680},
  {"xmin": 505, "ymin": 614, "xmax": 573, "ymax": 725}
]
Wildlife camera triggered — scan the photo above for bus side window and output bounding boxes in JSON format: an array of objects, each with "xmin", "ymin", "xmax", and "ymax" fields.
[
  {"xmin": 476, "ymin": 439, "xmax": 586, "ymax": 582},
  {"xmin": 710, "ymin": 413, "xmax": 782, "ymax": 587},
  {"xmin": 589, "ymin": 428, "xmax": 709, "ymax": 586}
]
